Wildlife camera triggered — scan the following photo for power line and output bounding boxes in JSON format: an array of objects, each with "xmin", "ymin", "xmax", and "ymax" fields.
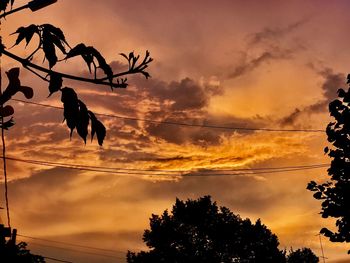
[
  {"xmin": 21, "ymin": 240, "xmax": 125, "ymax": 260},
  {"xmin": 0, "ymin": 155, "xmax": 328, "ymax": 177},
  {"xmin": 4, "ymin": 155, "xmax": 329, "ymax": 173},
  {"xmin": 12, "ymin": 99, "xmax": 325, "ymax": 133},
  {"xmin": 18, "ymin": 234, "xmax": 125, "ymax": 254},
  {"xmin": 43, "ymin": 256, "xmax": 73, "ymax": 263}
]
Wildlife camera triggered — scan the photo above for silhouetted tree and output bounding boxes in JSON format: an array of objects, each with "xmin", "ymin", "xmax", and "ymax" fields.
[
  {"xmin": 0, "ymin": 227, "xmax": 44, "ymax": 263},
  {"xmin": 307, "ymin": 75, "xmax": 350, "ymax": 252},
  {"xmin": 127, "ymin": 196, "xmax": 286, "ymax": 263},
  {"xmin": 286, "ymin": 248, "xmax": 319, "ymax": 263}
]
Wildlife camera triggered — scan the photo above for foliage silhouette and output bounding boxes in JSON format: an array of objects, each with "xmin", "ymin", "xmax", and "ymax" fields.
[
  {"xmin": 0, "ymin": 226, "xmax": 44, "ymax": 263},
  {"xmin": 286, "ymin": 248, "xmax": 319, "ymax": 263},
  {"xmin": 0, "ymin": 1, "xmax": 152, "ymax": 145},
  {"xmin": 307, "ymin": 75, "xmax": 350, "ymax": 252},
  {"xmin": 127, "ymin": 196, "xmax": 287, "ymax": 263}
]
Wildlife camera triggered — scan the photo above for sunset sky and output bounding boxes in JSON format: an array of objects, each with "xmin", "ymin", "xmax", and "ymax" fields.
[{"xmin": 1, "ymin": 0, "xmax": 350, "ymax": 262}]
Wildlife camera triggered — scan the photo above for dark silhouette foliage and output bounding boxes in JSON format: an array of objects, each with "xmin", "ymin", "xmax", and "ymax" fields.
[
  {"xmin": 307, "ymin": 75, "xmax": 350, "ymax": 251},
  {"xmin": 127, "ymin": 196, "xmax": 286, "ymax": 263},
  {"xmin": 286, "ymin": 248, "xmax": 319, "ymax": 263},
  {"xmin": 0, "ymin": 1, "xmax": 152, "ymax": 145},
  {"xmin": 0, "ymin": 227, "xmax": 44, "ymax": 263}
]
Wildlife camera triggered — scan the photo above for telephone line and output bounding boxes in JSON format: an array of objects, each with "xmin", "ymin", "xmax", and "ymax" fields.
[
  {"xmin": 12, "ymin": 99, "xmax": 325, "ymax": 133},
  {"xmin": 0, "ymin": 156, "xmax": 328, "ymax": 177},
  {"xmin": 21, "ymin": 240, "xmax": 125, "ymax": 260},
  {"xmin": 43, "ymin": 256, "xmax": 73, "ymax": 263},
  {"xmin": 4, "ymin": 156, "xmax": 328, "ymax": 173},
  {"xmin": 18, "ymin": 234, "xmax": 125, "ymax": 254}
]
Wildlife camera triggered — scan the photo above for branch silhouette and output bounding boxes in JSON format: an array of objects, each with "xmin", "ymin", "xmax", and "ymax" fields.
[{"xmin": 0, "ymin": 22, "xmax": 152, "ymax": 146}]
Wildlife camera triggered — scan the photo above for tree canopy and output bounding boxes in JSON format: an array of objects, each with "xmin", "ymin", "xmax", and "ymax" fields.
[
  {"xmin": 127, "ymin": 196, "xmax": 287, "ymax": 263},
  {"xmin": 307, "ymin": 75, "xmax": 350, "ymax": 252},
  {"xmin": 286, "ymin": 248, "xmax": 319, "ymax": 263}
]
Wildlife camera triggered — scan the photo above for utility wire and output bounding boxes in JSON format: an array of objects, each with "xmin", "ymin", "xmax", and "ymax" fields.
[
  {"xmin": 21, "ymin": 240, "xmax": 125, "ymax": 260},
  {"xmin": 18, "ymin": 234, "xmax": 126, "ymax": 254},
  {"xmin": 43, "ymin": 256, "xmax": 73, "ymax": 263},
  {"xmin": 3, "ymin": 155, "xmax": 329, "ymax": 173},
  {"xmin": 12, "ymin": 99, "xmax": 325, "ymax": 133},
  {"xmin": 0, "ymin": 155, "xmax": 328, "ymax": 177}
]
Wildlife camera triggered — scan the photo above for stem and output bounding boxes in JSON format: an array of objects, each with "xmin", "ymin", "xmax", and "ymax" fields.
[
  {"xmin": 1, "ymin": 49, "xmax": 127, "ymax": 88},
  {"xmin": 23, "ymin": 65, "xmax": 49, "ymax": 82}
]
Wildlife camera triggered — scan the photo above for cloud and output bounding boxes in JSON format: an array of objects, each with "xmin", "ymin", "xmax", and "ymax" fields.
[
  {"xmin": 280, "ymin": 67, "xmax": 346, "ymax": 126},
  {"xmin": 228, "ymin": 20, "xmax": 307, "ymax": 80},
  {"xmin": 248, "ymin": 19, "xmax": 308, "ymax": 46},
  {"xmin": 228, "ymin": 49, "xmax": 294, "ymax": 79}
]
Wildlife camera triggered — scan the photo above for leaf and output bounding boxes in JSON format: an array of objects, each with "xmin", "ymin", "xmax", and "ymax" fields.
[
  {"xmin": 324, "ymin": 147, "xmax": 329, "ymax": 154},
  {"xmin": 76, "ymin": 100, "xmax": 89, "ymax": 144},
  {"xmin": 19, "ymin": 86, "xmax": 34, "ymax": 99},
  {"xmin": 48, "ymin": 73, "xmax": 63, "ymax": 96},
  {"xmin": 320, "ymin": 228, "xmax": 334, "ymax": 238},
  {"xmin": 89, "ymin": 111, "xmax": 106, "ymax": 146},
  {"xmin": 306, "ymin": 181, "xmax": 317, "ymax": 191},
  {"xmin": 87, "ymin": 46, "xmax": 113, "ymax": 83},
  {"xmin": 0, "ymin": 0, "xmax": 9, "ymax": 12},
  {"xmin": 61, "ymin": 87, "xmax": 79, "ymax": 136},
  {"xmin": 337, "ymin": 88, "xmax": 346, "ymax": 98},
  {"xmin": 0, "ymin": 105, "xmax": 14, "ymax": 118},
  {"xmin": 11, "ymin": 24, "xmax": 39, "ymax": 47},
  {"xmin": 313, "ymin": 192, "xmax": 323, "ymax": 199},
  {"xmin": 42, "ymin": 24, "xmax": 69, "ymax": 46},
  {"xmin": 0, "ymin": 117, "xmax": 14, "ymax": 130},
  {"xmin": 65, "ymin": 43, "xmax": 93, "ymax": 72},
  {"xmin": 42, "ymin": 30, "xmax": 57, "ymax": 68}
]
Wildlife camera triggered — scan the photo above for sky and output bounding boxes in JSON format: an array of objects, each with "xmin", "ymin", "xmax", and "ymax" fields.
[{"xmin": 0, "ymin": 0, "xmax": 350, "ymax": 262}]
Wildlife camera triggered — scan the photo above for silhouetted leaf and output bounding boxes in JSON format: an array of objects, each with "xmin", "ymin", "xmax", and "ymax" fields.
[
  {"xmin": 0, "ymin": 117, "xmax": 14, "ymax": 130},
  {"xmin": 48, "ymin": 73, "xmax": 63, "ymax": 96},
  {"xmin": 0, "ymin": 105, "xmax": 14, "ymax": 118},
  {"xmin": 324, "ymin": 147, "xmax": 329, "ymax": 154},
  {"xmin": 0, "ymin": 0, "xmax": 9, "ymax": 12},
  {"xmin": 61, "ymin": 87, "xmax": 79, "ymax": 137},
  {"xmin": 89, "ymin": 111, "xmax": 106, "ymax": 146},
  {"xmin": 65, "ymin": 43, "xmax": 93, "ymax": 72},
  {"xmin": 42, "ymin": 24, "xmax": 68, "ymax": 46},
  {"xmin": 320, "ymin": 228, "xmax": 333, "ymax": 237},
  {"xmin": 42, "ymin": 29, "xmax": 57, "ymax": 68},
  {"xmin": 306, "ymin": 181, "xmax": 317, "ymax": 191},
  {"xmin": 11, "ymin": 24, "xmax": 39, "ymax": 47},
  {"xmin": 76, "ymin": 100, "xmax": 89, "ymax": 144},
  {"xmin": 18, "ymin": 86, "xmax": 34, "ymax": 99},
  {"xmin": 1, "ymin": 68, "xmax": 34, "ymax": 105}
]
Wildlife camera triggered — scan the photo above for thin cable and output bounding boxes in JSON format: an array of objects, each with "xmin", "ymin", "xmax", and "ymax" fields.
[
  {"xmin": 22, "ymin": 240, "xmax": 125, "ymax": 260},
  {"xmin": 43, "ymin": 256, "xmax": 73, "ymax": 263},
  {"xmin": 2, "ymin": 155, "xmax": 329, "ymax": 173},
  {"xmin": 12, "ymin": 99, "xmax": 325, "ymax": 133},
  {"xmin": 4, "ymin": 155, "xmax": 329, "ymax": 173},
  {"xmin": 0, "ymin": 155, "xmax": 328, "ymax": 177},
  {"xmin": 18, "ymin": 234, "xmax": 126, "ymax": 254},
  {"xmin": 0, "ymin": 24, "xmax": 10, "ymax": 228},
  {"xmin": 318, "ymin": 234, "xmax": 327, "ymax": 263}
]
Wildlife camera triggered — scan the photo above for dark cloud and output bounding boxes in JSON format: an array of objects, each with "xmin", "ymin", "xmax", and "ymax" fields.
[
  {"xmin": 248, "ymin": 20, "xmax": 308, "ymax": 46},
  {"xmin": 280, "ymin": 67, "xmax": 346, "ymax": 126},
  {"xmin": 228, "ymin": 49, "xmax": 293, "ymax": 79},
  {"xmin": 228, "ymin": 20, "xmax": 307, "ymax": 80}
]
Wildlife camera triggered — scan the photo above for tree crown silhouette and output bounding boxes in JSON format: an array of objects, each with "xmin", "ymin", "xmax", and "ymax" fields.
[
  {"xmin": 307, "ymin": 75, "xmax": 350, "ymax": 252},
  {"xmin": 127, "ymin": 196, "xmax": 287, "ymax": 263}
]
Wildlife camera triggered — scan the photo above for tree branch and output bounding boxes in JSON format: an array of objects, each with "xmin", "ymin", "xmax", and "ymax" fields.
[{"xmin": 1, "ymin": 49, "xmax": 128, "ymax": 89}]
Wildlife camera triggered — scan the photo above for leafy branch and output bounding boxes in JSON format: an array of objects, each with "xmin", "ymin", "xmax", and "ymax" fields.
[{"xmin": 0, "ymin": 21, "xmax": 153, "ymax": 145}]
